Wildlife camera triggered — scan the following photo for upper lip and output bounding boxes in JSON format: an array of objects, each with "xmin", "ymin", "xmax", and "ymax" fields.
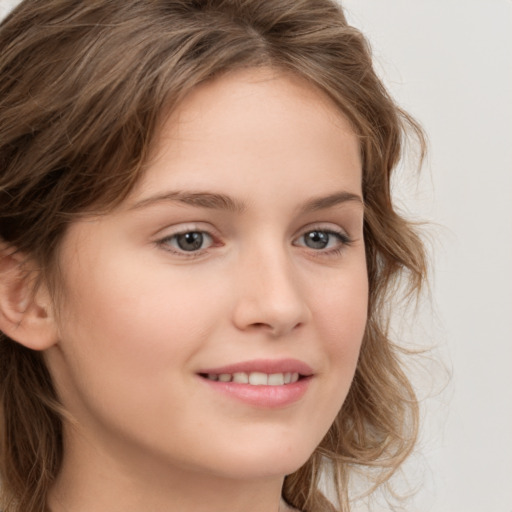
[{"xmin": 198, "ymin": 358, "xmax": 314, "ymax": 376}]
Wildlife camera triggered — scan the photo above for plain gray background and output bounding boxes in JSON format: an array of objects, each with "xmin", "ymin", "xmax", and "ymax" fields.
[
  {"xmin": 342, "ymin": 1, "xmax": 512, "ymax": 511},
  {"xmin": 1, "ymin": 1, "xmax": 511, "ymax": 511}
]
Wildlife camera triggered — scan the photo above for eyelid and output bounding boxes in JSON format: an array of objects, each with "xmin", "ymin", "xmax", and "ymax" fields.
[
  {"xmin": 154, "ymin": 222, "xmax": 222, "ymax": 257},
  {"xmin": 153, "ymin": 221, "xmax": 354, "ymax": 259},
  {"xmin": 294, "ymin": 222, "xmax": 351, "ymax": 240},
  {"xmin": 292, "ymin": 223, "xmax": 353, "ymax": 253},
  {"xmin": 153, "ymin": 221, "xmax": 223, "ymax": 240}
]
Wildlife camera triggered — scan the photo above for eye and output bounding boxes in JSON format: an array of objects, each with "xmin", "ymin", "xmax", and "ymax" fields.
[
  {"xmin": 161, "ymin": 231, "xmax": 214, "ymax": 253},
  {"xmin": 294, "ymin": 228, "xmax": 351, "ymax": 251}
]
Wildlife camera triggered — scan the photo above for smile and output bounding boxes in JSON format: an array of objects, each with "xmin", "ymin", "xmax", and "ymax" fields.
[
  {"xmin": 202, "ymin": 371, "xmax": 301, "ymax": 386},
  {"xmin": 197, "ymin": 359, "xmax": 313, "ymax": 408}
]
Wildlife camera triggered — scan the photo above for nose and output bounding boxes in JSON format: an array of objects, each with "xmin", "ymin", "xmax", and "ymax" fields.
[{"xmin": 231, "ymin": 247, "xmax": 311, "ymax": 337}]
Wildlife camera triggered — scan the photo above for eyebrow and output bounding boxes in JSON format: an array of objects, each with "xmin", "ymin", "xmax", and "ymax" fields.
[
  {"xmin": 129, "ymin": 189, "xmax": 363, "ymax": 214},
  {"xmin": 129, "ymin": 191, "xmax": 246, "ymax": 213},
  {"xmin": 299, "ymin": 191, "xmax": 364, "ymax": 213}
]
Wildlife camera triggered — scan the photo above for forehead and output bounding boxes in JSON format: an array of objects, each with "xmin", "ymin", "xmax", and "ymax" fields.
[
  {"xmin": 167, "ymin": 67, "xmax": 353, "ymax": 132},
  {"xmin": 132, "ymin": 67, "xmax": 361, "ymax": 203}
]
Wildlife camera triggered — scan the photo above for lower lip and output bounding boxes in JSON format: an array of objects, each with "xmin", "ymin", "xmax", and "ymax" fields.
[{"xmin": 199, "ymin": 376, "xmax": 311, "ymax": 408}]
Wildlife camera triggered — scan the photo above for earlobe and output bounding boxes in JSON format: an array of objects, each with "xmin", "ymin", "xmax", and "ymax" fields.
[{"xmin": 0, "ymin": 244, "xmax": 58, "ymax": 351}]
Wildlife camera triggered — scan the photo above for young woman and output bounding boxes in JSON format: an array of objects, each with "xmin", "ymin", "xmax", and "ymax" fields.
[{"xmin": 0, "ymin": 1, "xmax": 427, "ymax": 511}]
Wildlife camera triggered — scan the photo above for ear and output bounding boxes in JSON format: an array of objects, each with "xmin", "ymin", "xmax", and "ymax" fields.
[{"xmin": 0, "ymin": 243, "xmax": 58, "ymax": 350}]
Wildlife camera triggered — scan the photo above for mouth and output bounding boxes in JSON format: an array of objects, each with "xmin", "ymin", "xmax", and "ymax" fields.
[
  {"xmin": 198, "ymin": 371, "xmax": 303, "ymax": 386},
  {"xmin": 196, "ymin": 359, "xmax": 313, "ymax": 408}
]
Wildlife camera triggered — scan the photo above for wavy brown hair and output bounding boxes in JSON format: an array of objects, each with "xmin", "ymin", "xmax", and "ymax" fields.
[{"xmin": 0, "ymin": 1, "xmax": 427, "ymax": 511}]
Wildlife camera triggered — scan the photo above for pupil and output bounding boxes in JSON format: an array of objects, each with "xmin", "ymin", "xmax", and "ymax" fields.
[
  {"xmin": 177, "ymin": 232, "xmax": 203, "ymax": 251},
  {"xmin": 305, "ymin": 231, "xmax": 328, "ymax": 249}
]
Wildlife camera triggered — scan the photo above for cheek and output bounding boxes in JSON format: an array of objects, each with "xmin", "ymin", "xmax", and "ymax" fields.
[
  {"xmin": 53, "ymin": 250, "xmax": 229, "ymax": 411},
  {"xmin": 62, "ymin": 242, "xmax": 206, "ymax": 339},
  {"xmin": 51, "ymin": 263, "xmax": 217, "ymax": 450},
  {"xmin": 316, "ymin": 268, "xmax": 368, "ymax": 344},
  {"xmin": 312, "ymin": 267, "xmax": 368, "ymax": 392}
]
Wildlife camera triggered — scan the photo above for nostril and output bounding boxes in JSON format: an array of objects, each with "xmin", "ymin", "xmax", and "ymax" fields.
[
  {"xmin": 231, "ymin": 282, "xmax": 310, "ymax": 336},
  {"xmin": 250, "ymin": 322, "xmax": 269, "ymax": 329}
]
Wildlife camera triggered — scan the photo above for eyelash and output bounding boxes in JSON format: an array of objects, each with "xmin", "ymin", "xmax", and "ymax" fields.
[
  {"xmin": 293, "ymin": 227, "xmax": 353, "ymax": 257},
  {"xmin": 156, "ymin": 228, "xmax": 218, "ymax": 259},
  {"xmin": 156, "ymin": 225, "xmax": 352, "ymax": 259}
]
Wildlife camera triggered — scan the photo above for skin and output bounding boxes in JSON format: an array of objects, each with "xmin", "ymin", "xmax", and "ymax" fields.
[{"xmin": 42, "ymin": 68, "xmax": 368, "ymax": 512}]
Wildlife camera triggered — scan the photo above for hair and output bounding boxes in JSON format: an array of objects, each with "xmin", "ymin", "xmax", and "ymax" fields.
[{"xmin": 0, "ymin": 1, "xmax": 427, "ymax": 511}]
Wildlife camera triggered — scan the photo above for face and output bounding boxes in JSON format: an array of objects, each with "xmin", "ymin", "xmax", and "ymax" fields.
[{"xmin": 45, "ymin": 68, "xmax": 368, "ymax": 482}]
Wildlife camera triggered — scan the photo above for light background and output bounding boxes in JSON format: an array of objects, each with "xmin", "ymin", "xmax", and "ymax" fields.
[
  {"xmin": 341, "ymin": 2, "xmax": 512, "ymax": 512},
  {"xmin": 1, "ymin": 1, "xmax": 511, "ymax": 511}
]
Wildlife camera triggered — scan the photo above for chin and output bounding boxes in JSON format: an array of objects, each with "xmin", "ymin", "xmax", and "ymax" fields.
[{"xmin": 206, "ymin": 439, "xmax": 316, "ymax": 481}]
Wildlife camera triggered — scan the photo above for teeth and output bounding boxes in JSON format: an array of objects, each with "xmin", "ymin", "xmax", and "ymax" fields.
[
  {"xmin": 204, "ymin": 371, "xmax": 302, "ymax": 386},
  {"xmin": 232, "ymin": 372, "xmax": 249, "ymax": 384},
  {"xmin": 268, "ymin": 373, "xmax": 285, "ymax": 385},
  {"xmin": 248, "ymin": 372, "xmax": 268, "ymax": 385}
]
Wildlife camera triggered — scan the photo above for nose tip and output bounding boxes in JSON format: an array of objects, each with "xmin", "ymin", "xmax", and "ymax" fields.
[{"xmin": 231, "ymin": 255, "xmax": 311, "ymax": 337}]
